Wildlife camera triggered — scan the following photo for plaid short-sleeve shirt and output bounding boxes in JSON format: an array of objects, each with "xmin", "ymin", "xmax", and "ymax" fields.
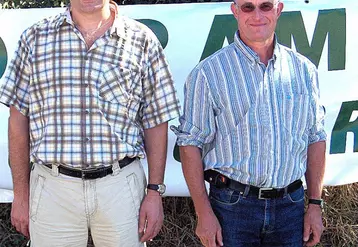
[{"xmin": 0, "ymin": 3, "xmax": 180, "ymax": 168}]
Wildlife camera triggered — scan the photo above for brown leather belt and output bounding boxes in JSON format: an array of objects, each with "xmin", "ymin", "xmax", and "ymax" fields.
[
  {"xmin": 44, "ymin": 157, "xmax": 136, "ymax": 179},
  {"xmin": 204, "ymin": 169, "xmax": 302, "ymax": 199}
]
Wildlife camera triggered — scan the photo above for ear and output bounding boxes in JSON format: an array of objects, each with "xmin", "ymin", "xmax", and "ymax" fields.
[
  {"xmin": 276, "ymin": 2, "xmax": 284, "ymax": 18},
  {"xmin": 231, "ymin": 2, "xmax": 239, "ymax": 20}
]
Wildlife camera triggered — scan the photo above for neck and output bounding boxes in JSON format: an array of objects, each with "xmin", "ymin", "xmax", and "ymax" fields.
[
  {"xmin": 71, "ymin": 2, "xmax": 112, "ymax": 31},
  {"xmin": 241, "ymin": 35, "xmax": 275, "ymax": 66}
]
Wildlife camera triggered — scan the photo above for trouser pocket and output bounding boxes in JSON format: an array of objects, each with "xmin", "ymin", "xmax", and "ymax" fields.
[
  {"xmin": 30, "ymin": 170, "xmax": 46, "ymax": 221},
  {"xmin": 126, "ymin": 173, "xmax": 142, "ymax": 218}
]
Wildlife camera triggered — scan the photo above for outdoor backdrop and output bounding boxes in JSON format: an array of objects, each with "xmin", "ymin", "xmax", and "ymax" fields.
[{"xmin": 0, "ymin": 0, "xmax": 357, "ymax": 247}]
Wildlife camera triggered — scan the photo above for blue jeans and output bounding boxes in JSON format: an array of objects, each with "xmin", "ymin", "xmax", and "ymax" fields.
[{"xmin": 209, "ymin": 184, "xmax": 305, "ymax": 247}]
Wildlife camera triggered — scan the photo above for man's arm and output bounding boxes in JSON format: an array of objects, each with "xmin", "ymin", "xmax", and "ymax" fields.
[
  {"xmin": 305, "ymin": 141, "xmax": 326, "ymax": 199},
  {"xmin": 180, "ymin": 145, "xmax": 223, "ymax": 247},
  {"xmin": 9, "ymin": 105, "xmax": 30, "ymax": 237},
  {"xmin": 304, "ymin": 140, "xmax": 326, "ymax": 247},
  {"xmin": 138, "ymin": 122, "xmax": 167, "ymax": 242}
]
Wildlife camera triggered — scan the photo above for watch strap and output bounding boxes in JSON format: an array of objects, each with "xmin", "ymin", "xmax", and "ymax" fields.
[
  {"xmin": 147, "ymin": 184, "xmax": 159, "ymax": 191},
  {"xmin": 147, "ymin": 183, "xmax": 166, "ymax": 195},
  {"xmin": 308, "ymin": 199, "xmax": 324, "ymax": 209}
]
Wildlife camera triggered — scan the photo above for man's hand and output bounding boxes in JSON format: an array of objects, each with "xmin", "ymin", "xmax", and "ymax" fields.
[
  {"xmin": 11, "ymin": 193, "xmax": 30, "ymax": 238},
  {"xmin": 303, "ymin": 204, "xmax": 324, "ymax": 246},
  {"xmin": 138, "ymin": 192, "xmax": 164, "ymax": 242},
  {"xmin": 196, "ymin": 210, "xmax": 223, "ymax": 247}
]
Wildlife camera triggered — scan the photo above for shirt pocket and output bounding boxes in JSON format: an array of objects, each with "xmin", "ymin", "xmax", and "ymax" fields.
[
  {"xmin": 99, "ymin": 64, "xmax": 142, "ymax": 120},
  {"xmin": 215, "ymin": 89, "xmax": 257, "ymax": 139},
  {"xmin": 99, "ymin": 64, "xmax": 133, "ymax": 104},
  {"xmin": 280, "ymin": 92, "xmax": 310, "ymax": 163},
  {"xmin": 280, "ymin": 92, "xmax": 310, "ymax": 137}
]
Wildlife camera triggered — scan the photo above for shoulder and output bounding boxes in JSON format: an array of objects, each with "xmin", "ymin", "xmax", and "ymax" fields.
[
  {"xmin": 194, "ymin": 44, "xmax": 236, "ymax": 72},
  {"xmin": 277, "ymin": 43, "xmax": 317, "ymax": 72},
  {"xmin": 119, "ymin": 16, "xmax": 159, "ymax": 44},
  {"xmin": 19, "ymin": 12, "xmax": 65, "ymax": 44}
]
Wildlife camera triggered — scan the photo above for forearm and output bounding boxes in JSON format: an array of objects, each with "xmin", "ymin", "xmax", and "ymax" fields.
[
  {"xmin": 144, "ymin": 122, "xmax": 168, "ymax": 185},
  {"xmin": 9, "ymin": 106, "xmax": 30, "ymax": 197},
  {"xmin": 305, "ymin": 141, "xmax": 326, "ymax": 199},
  {"xmin": 179, "ymin": 145, "xmax": 212, "ymax": 216}
]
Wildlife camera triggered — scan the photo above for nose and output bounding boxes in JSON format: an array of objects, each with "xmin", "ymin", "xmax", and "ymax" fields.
[{"xmin": 252, "ymin": 8, "xmax": 263, "ymax": 20}]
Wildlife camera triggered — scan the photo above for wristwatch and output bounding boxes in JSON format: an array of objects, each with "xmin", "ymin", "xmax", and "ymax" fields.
[
  {"xmin": 308, "ymin": 199, "xmax": 324, "ymax": 210},
  {"xmin": 147, "ymin": 183, "xmax": 166, "ymax": 196}
]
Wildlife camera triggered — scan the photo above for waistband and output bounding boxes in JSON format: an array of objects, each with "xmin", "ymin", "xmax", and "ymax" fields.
[
  {"xmin": 204, "ymin": 169, "xmax": 302, "ymax": 199},
  {"xmin": 42, "ymin": 157, "xmax": 137, "ymax": 180}
]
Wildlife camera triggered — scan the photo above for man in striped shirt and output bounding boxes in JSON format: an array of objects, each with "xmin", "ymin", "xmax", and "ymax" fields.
[
  {"xmin": 0, "ymin": 0, "xmax": 180, "ymax": 246},
  {"xmin": 172, "ymin": 0, "xmax": 326, "ymax": 246}
]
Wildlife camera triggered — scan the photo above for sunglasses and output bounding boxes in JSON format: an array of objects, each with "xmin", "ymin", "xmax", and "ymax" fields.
[{"xmin": 235, "ymin": 2, "xmax": 276, "ymax": 13}]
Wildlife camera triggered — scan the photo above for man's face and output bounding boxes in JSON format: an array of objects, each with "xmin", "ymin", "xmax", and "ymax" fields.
[
  {"xmin": 231, "ymin": 0, "xmax": 283, "ymax": 45},
  {"xmin": 70, "ymin": 0, "xmax": 109, "ymax": 13}
]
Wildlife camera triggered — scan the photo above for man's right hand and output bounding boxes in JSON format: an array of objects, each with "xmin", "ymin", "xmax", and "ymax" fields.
[
  {"xmin": 196, "ymin": 210, "xmax": 223, "ymax": 247},
  {"xmin": 11, "ymin": 194, "xmax": 30, "ymax": 238}
]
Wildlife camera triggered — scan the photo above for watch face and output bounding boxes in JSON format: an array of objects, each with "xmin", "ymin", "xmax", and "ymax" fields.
[{"xmin": 158, "ymin": 184, "xmax": 166, "ymax": 195}]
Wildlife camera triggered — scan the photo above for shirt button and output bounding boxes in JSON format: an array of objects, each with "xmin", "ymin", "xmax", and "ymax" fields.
[
  {"xmin": 85, "ymin": 137, "xmax": 90, "ymax": 142},
  {"xmin": 85, "ymin": 110, "xmax": 90, "ymax": 114},
  {"xmin": 120, "ymin": 68, "xmax": 124, "ymax": 72}
]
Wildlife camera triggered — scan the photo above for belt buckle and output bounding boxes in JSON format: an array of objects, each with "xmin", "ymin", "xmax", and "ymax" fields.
[{"xmin": 258, "ymin": 187, "xmax": 274, "ymax": 199}]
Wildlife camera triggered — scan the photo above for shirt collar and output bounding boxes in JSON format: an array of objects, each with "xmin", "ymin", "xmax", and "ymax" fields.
[
  {"xmin": 234, "ymin": 31, "xmax": 280, "ymax": 65},
  {"xmin": 109, "ymin": 1, "xmax": 127, "ymax": 40},
  {"xmin": 54, "ymin": 7, "xmax": 70, "ymax": 30},
  {"xmin": 54, "ymin": 1, "xmax": 127, "ymax": 40}
]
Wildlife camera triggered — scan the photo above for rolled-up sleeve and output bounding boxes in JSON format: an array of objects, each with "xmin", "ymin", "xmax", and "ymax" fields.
[
  {"xmin": 308, "ymin": 67, "xmax": 327, "ymax": 145},
  {"xmin": 0, "ymin": 31, "xmax": 32, "ymax": 116},
  {"xmin": 171, "ymin": 68, "xmax": 216, "ymax": 149}
]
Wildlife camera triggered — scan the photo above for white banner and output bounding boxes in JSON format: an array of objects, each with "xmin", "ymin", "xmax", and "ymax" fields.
[{"xmin": 0, "ymin": 0, "xmax": 357, "ymax": 200}]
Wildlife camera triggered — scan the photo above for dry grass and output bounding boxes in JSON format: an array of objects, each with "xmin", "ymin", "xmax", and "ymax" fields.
[
  {"xmin": 1, "ymin": 183, "xmax": 357, "ymax": 247},
  {"xmin": 0, "ymin": 203, "xmax": 27, "ymax": 247},
  {"xmin": 149, "ymin": 197, "xmax": 201, "ymax": 247},
  {"xmin": 319, "ymin": 184, "xmax": 358, "ymax": 247}
]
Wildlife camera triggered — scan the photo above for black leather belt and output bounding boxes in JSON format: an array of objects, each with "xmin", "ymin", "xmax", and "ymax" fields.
[
  {"xmin": 44, "ymin": 157, "xmax": 136, "ymax": 179},
  {"xmin": 204, "ymin": 169, "xmax": 302, "ymax": 199}
]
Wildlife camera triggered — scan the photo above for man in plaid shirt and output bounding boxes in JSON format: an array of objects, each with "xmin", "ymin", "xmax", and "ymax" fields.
[{"xmin": 0, "ymin": 0, "xmax": 180, "ymax": 246}]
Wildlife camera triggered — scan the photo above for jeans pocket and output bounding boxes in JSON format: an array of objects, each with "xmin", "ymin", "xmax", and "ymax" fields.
[
  {"xmin": 209, "ymin": 186, "xmax": 241, "ymax": 206},
  {"xmin": 287, "ymin": 186, "xmax": 304, "ymax": 203},
  {"xmin": 126, "ymin": 173, "xmax": 141, "ymax": 218},
  {"xmin": 30, "ymin": 174, "xmax": 46, "ymax": 221}
]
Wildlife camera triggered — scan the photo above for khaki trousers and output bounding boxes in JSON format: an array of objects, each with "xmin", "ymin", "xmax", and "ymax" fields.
[{"xmin": 29, "ymin": 159, "xmax": 146, "ymax": 247}]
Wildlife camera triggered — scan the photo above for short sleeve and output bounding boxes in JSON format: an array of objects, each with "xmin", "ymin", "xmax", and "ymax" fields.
[
  {"xmin": 140, "ymin": 33, "xmax": 180, "ymax": 129},
  {"xmin": 0, "ymin": 31, "xmax": 32, "ymax": 116}
]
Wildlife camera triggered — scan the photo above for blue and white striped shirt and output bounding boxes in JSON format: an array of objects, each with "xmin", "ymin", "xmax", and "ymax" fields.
[{"xmin": 172, "ymin": 32, "xmax": 326, "ymax": 188}]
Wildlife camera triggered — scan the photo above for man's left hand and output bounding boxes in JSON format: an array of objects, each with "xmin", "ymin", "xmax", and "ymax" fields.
[
  {"xmin": 138, "ymin": 192, "xmax": 164, "ymax": 242},
  {"xmin": 303, "ymin": 204, "xmax": 324, "ymax": 246}
]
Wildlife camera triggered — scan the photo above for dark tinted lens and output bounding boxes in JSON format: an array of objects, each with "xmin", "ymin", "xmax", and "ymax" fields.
[
  {"xmin": 240, "ymin": 3, "xmax": 255, "ymax": 13},
  {"xmin": 259, "ymin": 2, "xmax": 274, "ymax": 11}
]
